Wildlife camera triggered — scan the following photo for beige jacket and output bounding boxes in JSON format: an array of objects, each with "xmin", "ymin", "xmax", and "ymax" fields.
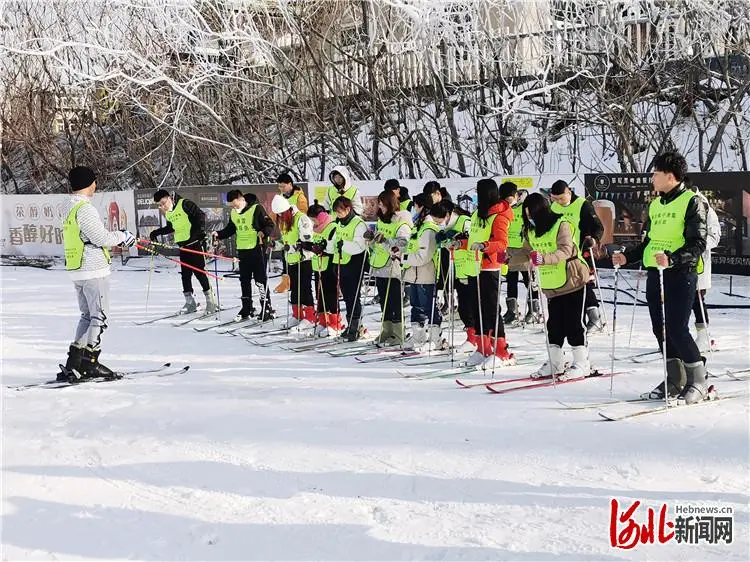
[{"xmin": 521, "ymin": 221, "xmax": 589, "ymax": 298}]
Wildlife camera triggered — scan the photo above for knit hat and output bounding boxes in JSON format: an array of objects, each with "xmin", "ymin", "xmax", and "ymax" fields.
[{"xmin": 69, "ymin": 166, "xmax": 96, "ymax": 191}]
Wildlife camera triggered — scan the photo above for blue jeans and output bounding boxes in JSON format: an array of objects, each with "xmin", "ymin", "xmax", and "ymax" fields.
[{"xmin": 409, "ymin": 284, "xmax": 441, "ymax": 326}]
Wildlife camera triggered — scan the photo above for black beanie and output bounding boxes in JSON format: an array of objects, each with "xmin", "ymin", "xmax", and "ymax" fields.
[{"xmin": 69, "ymin": 166, "xmax": 96, "ymax": 191}]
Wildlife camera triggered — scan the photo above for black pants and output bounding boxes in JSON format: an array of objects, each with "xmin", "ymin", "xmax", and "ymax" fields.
[
  {"xmin": 584, "ymin": 281, "xmax": 599, "ymax": 308},
  {"xmin": 179, "ymin": 245, "xmax": 210, "ymax": 293},
  {"xmin": 468, "ymin": 271, "xmax": 504, "ymax": 337},
  {"xmin": 692, "ymin": 289, "xmax": 708, "ymax": 324},
  {"xmin": 455, "ymin": 278, "xmax": 475, "ymax": 329},
  {"xmin": 547, "ymin": 288, "xmax": 586, "ymax": 347},
  {"xmin": 339, "ymin": 254, "xmax": 365, "ymax": 331},
  {"xmin": 376, "ymin": 277, "xmax": 402, "ymax": 323},
  {"xmin": 238, "ymin": 247, "xmax": 270, "ymax": 304},
  {"xmin": 505, "ymin": 270, "xmax": 539, "ymax": 300},
  {"xmin": 288, "ymin": 260, "xmax": 314, "ymax": 307},
  {"xmin": 315, "ymin": 266, "xmax": 339, "ymax": 314},
  {"xmin": 646, "ymin": 268, "xmax": 700, "ymax": 363}
]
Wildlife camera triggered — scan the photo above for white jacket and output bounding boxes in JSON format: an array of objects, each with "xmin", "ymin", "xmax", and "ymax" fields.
[
  {"xmin": 402, "ymin": 216, "xmax": 438, "ymax": 285},
  {"xmin": 323, "ymin": 165, "xmax": 364, "ymax": 216},
  {"xmin": 64, "ymin": 195, "xmax": 128, "ymax": 281},
  {"xmin": 695, "ymin": 190, "xmax": 720, "ymax": 290}
]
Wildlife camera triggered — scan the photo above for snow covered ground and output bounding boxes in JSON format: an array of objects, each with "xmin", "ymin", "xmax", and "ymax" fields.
[{"xmin": 2, "ymin": 261, "xmax": 749, "ymax": 561}]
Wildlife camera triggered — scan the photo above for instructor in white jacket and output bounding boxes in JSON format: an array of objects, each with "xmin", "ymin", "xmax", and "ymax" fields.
[
  {"xmin": 60, "ymin": 166, "xmax": 136, "ymax": 382},
  {"xmin": 692, "ymin": 187, "xmax": 721, "ymax": 352}
]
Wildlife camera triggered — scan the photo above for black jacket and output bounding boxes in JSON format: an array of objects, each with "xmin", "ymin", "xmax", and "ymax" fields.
[
  {"xmin": 215, "ymin": 201, "xmax": 275, "ymax": 247},
  {"xmin": 571, "ymin": 193, "xmax": 604, "ymax": 243},
  {"xmin": 151, "ymin": 195, "xmax": 206, "ymax": 247},
  {"xmin": 624, "ymin": 183, "xmax": 707, "ymax": 270}
]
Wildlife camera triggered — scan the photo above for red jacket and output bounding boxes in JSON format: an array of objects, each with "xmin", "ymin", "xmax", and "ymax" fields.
[{"xmin": 460, "ymin": 201, "xmax": 513, "ymax": 271}]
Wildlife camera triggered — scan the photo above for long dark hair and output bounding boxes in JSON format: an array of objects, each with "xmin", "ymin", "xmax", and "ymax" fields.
[
  {"xmin": 522, "ymin": 193, "xmax": 563, "ymax": 238},
  {"xmin": 377, "ymin": 190, "xmax": 399, "ymax": 222},
  {"xmin": 476, "ymin": 178, "xmax": 500, "ymax": 226},
  {"xmin": 412, "ymin": 193, "xmax": 431, "ymax": 231}
]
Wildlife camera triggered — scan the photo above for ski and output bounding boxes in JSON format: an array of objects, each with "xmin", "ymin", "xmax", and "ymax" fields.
[
  {"xmin": 134, "ymin": 310, "xmax": 201, "ymax": 325},
  {"xmin": 238, "ymin": 326, "xmax": 292, "ymax": 339},
  {"xmin": 456, "ymin": 372, "xmax": 551, "ymax": 389},
  {"xmin": 172, "ymin": 306, "xmax": 235, "ymax": 327},
  {"xmin": 11, "ymin": 363, "xmax": 188, "ymax": 390},
  {"xmin": 614, "ymin": 349, "xmax": 661, "ymax": 361},
  {"xmin": 486, "ymin": 370, "xmax": 629, "ymax": 395},
  {"xmin": 354, "ymin": 348, "xmax": 423, "ymax": 363},
  {"xmin": 325, "ymin": 340, "xmax": 378, "ymax": 356},
  {"xmin": 244, "ymin": 332, "xmax": 314, "ymax": 346},
  {"xmin": 556, "ymin": 397, "xmax": 653, "ymax": 410},
  {"xmin": 193, "ymin": 316, "xmax": 258, "ymax": 333},
  {"xmin": 398, "ymin": 351, "xmax": 468, "ymax": 367},
  {"xmin": 399, "ymin": 357, "xmax": 539, "ymax": 380},
  {"xmin": 598, "ymin": 390, "xmax": 748, "ymax": 421}
]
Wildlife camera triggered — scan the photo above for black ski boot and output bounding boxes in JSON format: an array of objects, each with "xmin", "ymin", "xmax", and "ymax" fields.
[
  {"xmin": 78, "ymin": 347, "xmax": 121, "ymax": 381},
  {"xmin": 502, "ymin": 298, "xmax": 517, "ymax": 324},
  {"xmin": 57, "ymin": 344, "xmax": 84, "ymax": 381},
  {"xmin": 234, "ymin": 297, "xmax": 255, "ymax": 321}
]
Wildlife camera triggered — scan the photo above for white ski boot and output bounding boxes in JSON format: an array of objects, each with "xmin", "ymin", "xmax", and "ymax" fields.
[
  {"xmin": 532, "ymin": 344, "xmax": 565, "ymax": 379},
  {"xmin": 181, "ymin": 292, "xmax": 198, "ymax": 314},
  {"xmin": 560, "ymin": 345, "xmax": 591, "ymax": 381}
]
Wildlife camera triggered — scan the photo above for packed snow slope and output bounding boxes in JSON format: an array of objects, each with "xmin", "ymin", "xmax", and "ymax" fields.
[{"xmin": 2, "ymin": 261, "xmax": 749, "ymax": 561}]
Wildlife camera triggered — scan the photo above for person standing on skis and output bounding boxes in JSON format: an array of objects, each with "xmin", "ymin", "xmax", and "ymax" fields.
[
  {"xmin": 402, "ymin": 193, "xmax": 445, "ymax": 350},
  {"xmin": 611, "ymin": 151, "xmax": 708, "ymax": 405},
  {"xmin": 449, "ymin": 178, "xmax": 514, "ymax": 368},
  {"xmin": 274, "ymin": 172, "xmax": 308, "ymax": 294},
  {"xmin": 432, "ymin": 200, "xmax": 474, "ymax": 350},
  {"xmin": 548, "ymin": 180, "xmax": 605, "ymax": 332},
  {"xmin": 499, "ymin": 182, "xmax": 540, "ymax": 325},
  {"xmin": 522, "ymin": 193, "xmax": 592, "ymax": 380},
  {"xmin": 59, "ymin": 166, "xmax": 136, "ymax": 381},
  {"xmin": 324, "ymin": 166, "xmax": 364, "ymax": 216},
  {"xmin": 150, "ymin": 189, "xmax": 218, "ymax": 315},
  {"xmin": 211, "ymin": 190, "xmax": 275, "ymax": 322},
  {"xmin": 369, "ymin": 190, "xmax": 412, "ymax": 346},
  {"xmin": 271, "ymin": 194, "xmax": 315, "ymax": 330},
  {"xmin": 331, "ymin": 196, "xmax": 369, "ymax": 341},
  {"xmin": 300, "ymin": 201, "xmax": 341, "ymax": 337}
]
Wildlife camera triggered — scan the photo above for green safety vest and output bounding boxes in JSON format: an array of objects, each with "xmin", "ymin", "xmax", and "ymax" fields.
[
  {"xmin": 451, "ymin": 215, "xmax": 473, "ymax": 280},
  {"xmin": 63, "ymin": 200, "xmax": 111, "ymax": 270},
  {"xmin": 311, "ymin": 221, "xmax": 337, "ymax": 272},
  {"xmin": 399, "ymin": 200, "xmax": 411, "ymax": 211},
  {"xmin": 231, "ymin": 204, "xmax": 258, "ymax": 250},
  {"xmin": 288, "ymin": 191, "xmax": 302, "ymax": 208},
  {"xmin": 332, "ymin": 216, "xmax": 365, "ymax": 265},
  {"xmin": 327, "ymin": 185, "xmax": 358, "ymax": 208},
  {"xmin": 282, "ymin": 211, "xmax": 305, "ymax": 264},
  {"xmin": 370, "ymin": 218, "xmax": 410, "ymax": 268},
  {"xmin": 550, "ymin": 196, "xmax": 585, "ymax": 247},
  {"xmin": 507, "ymin": 205, "xmax": 525, "ymax": 249},
  {"xmin": 165, "ymin": 199, "xmax": 192, "ymax": 243},
  {"xmin": 643, "ymin": 190, "xmax": 704, "ymax": 273},
  {"xmin": 403, "ymin": 221, "xmax": 440, "ymax": 273},
  {"xmin": 462, "ymin": 211, "xmax": 498, "ymax": 277},
  {"xmin": 527, "ymin": 218, "xmax": 583, "ymax": 290}
]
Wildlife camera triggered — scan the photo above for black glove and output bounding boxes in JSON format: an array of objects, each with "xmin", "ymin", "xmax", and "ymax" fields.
[
  {"xmin": 299, "ymin": 241, "xmax": 316, "ymax": 252},
  {"xmin": 582, "ymin": 236, "xmax": 596, "ymax": 249},
  {"xmin": 363, "ymin": 230, "xmax": 375, "ymax": 241},
  {"xmin": 283, "ymin": 243, "xmax": 291, "ymax": 252},
  {"xmin": 149, "ymin": 231, "xmax": 158, "ymax": 242},
  {"xmin": 313, "ymin": 241, "xmax": 327, "ymax": 254},
  {"xmin": 336, "ymin": 239, "xmax": 344, "ymax": 253},
  {"xmin": 454, "ymin": 231, "xmax": 469, "ymax": 241},
  {"xmin": 435, "ymin": 229, "xmax": 458, "ymax": 244}
]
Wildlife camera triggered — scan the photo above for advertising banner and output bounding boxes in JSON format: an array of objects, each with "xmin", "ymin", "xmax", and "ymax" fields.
[
  {"xmin": 584, "ymin": 172, "xmax": 750, "ymax": 275},
  {"xmin": 0, "ymin": 192, "xmax": 137, "ymax": 258}
]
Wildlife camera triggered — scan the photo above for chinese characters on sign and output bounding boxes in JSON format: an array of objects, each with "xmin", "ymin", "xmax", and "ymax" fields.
[{"xmin": 609, "ymin": 499, "xmax": 733, "ymax": 550}]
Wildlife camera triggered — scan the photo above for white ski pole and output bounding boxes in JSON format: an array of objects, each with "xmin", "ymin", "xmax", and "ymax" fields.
[
  {"xmin": 610, "ymin": 254, "xmax": 621, "ymax": 397},
  {"xmin": 628, "ymin": 266, "xmax": 643, "ymax": 351}
]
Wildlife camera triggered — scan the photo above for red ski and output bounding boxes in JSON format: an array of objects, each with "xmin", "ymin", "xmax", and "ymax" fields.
[
  {"xmin": 456, "ymin": 374, "xmax": 550, "ymax": 389},
  {"xmin": 485, "ymin": 370, "xmax": 628, "ymax": 395}
]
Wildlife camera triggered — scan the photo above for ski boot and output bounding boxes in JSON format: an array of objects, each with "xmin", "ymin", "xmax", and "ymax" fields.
[
  {"xmin": 57, "ymin": 344, "xmax": 84, "ymax": 381},
  {"xmin": 502, "ymin": 298, "xmax": 518, "ymax": 324},
  {"xmin": 181, "ymin": 292, "xmax": 198, "ymax": 314},
  {"xmin": 76, "ymin": 347, "xmax": 121, "ymax": 381},
  {"xmin": 234, "ymin": 297, "xmax": 255, "ymax": 322},
  {"xmin": 559, "ymin": 346, "xmax": 590, "ymax": 380},
  {"xmin": 641, "ymin": 358, "xmax": 686, "ymax": 400},
  {"xmin": 532, "ymin": 344, "xmax": 565, "ymax": 379},
  {"xmin": 204, "ymin": 290, "xmax": 219, "ymax": 314},
  {"xmin": 677, "ymin": 360, "xmax": 709, "ymax": 405},
  {"xmin": 585, "ymin": 306, "xmax": 604, "ymax": 333}
]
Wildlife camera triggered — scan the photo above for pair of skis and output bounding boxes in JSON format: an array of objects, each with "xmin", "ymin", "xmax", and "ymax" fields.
[{"xmin": 9, "ymin": 362, "xmax": 190, "ymax": 391}]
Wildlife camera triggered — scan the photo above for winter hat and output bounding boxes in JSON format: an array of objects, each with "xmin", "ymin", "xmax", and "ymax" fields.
[
  {"xmin": 271, "ymin": 194, "xmax": 291, "ymax": 214},
  {"xmin": 68, "ymin": 166, "xmax": 96, "ymax": 191}
]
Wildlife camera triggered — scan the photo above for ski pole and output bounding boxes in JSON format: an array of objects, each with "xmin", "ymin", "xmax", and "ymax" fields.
[
  {"xmin": 348, "ymin": 244, "xmax": 370, "ymax": 338},
  {"xmin": 589, "ymin": 252, "xmax": 609, "ymax": 334},
  {"xmin": 141, "ymin": 239, "xmax": 238, "ymax": 263},
  {"xmin": 379, "ymin": 274, "xmax": 393, "ymax": 345},
  {"xmin": 473, "ymin": 250, "xmax": 486, "ymax": 373},
  {"xmin": 213, "ymin": 239, "xmax": 221, "ymax": 315},
  {"xmin": 449, "ymin": 248, "xmax": 456, "ymax": 366},
  {"xmin": 610, "ymin": 254, "xmax": 621, "ymax": 397},
  {"xmin": 145, "ymin": 253, "xmax": 155, "ymax": 319},
  {"xmin": 135, "ymin": 243, "xmax": 224, "ymax": 281},
  {"xmin": 658, "ymin": 266, "xmax": 669, "ymax": 408},
  {"xmin": 258, "ymin": 242, "xmax": 274, "ymax": 327},
  {"xmin": 531, "ymin": 261, "xmax": 554, "ymax": 387},
  {"xmin": 490, "ymin": 255, "xmax": 505, "ymax": 377},
  {"xmin": 628, "ymin": 266, "xmax": 643, "ymax": 351}
]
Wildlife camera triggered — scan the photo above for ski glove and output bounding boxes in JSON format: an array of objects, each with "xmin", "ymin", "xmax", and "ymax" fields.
[
  {"xmin": 362, "ymin": 230, "xmax": 375, "ymax": 241},
  {"xmin": 470, "ymin": 242, "xmax": 486, "ymax": 252},
  {"xmin": 372, "ymin": 231, "xmax": 386, "ymax": 244},
  {"xmin": 529, "ymin": 251, "xmax": 544, "ymax": 266},
  {"xmin": 149, "ymin": 231, "xmax": 159, "ymax": 242},
  {"xmin": 582, "ymin": 236, "xmax": 597, "ymax": 249},
  {"xmin": 444, "ymin": 238, "xmax": 463, "ymax": 250},
  {"xmin": 121, "ymin": 230, "xmax": 136, "ymax": 247},
  {"xmin": 495, "ymin": 248, "xmax": 508, "ymax": 264}
]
